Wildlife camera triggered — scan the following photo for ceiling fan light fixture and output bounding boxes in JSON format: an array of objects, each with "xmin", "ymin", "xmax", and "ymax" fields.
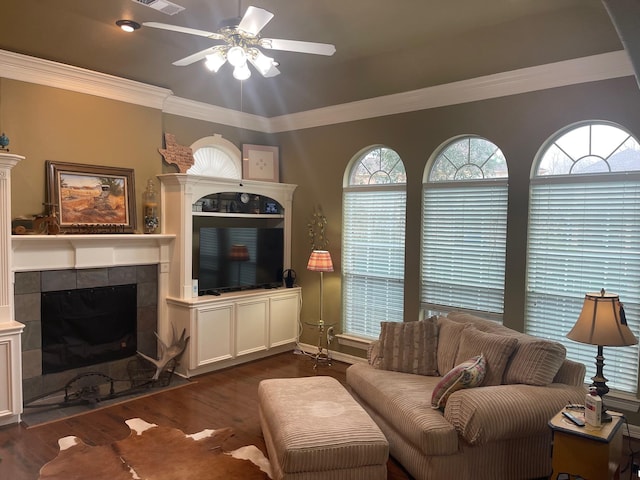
[
  {"xmin": 227, "ymin": 46, "xmax": 247, "ymax": 67},
  {"xmin": 233, "ymin": 63, "xmax": 251, "ymax": 80},
  {"xmin": 116, "ymin": 19, "xmax": 141, "ymax": 33},
  {"xmin": 251, "ymin": 50, "xmax": 275, "ymax": 75},
  {"xmin": 205, "ymin": 51, "xmax": 226, "ymax": 72}
]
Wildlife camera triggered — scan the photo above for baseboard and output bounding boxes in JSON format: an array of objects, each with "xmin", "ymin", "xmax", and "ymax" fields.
[{"xmin": 295, "ymin": 343, "xmax": 367, "ymax": 365}]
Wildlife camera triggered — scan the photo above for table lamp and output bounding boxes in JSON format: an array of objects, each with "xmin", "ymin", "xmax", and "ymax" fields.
[
  {"xmin": 306, "ymin": 250, "xmax": 333, "ymax": 325},
  {"xmin": 566, "ymin": 289, "xmax": 638, "ymax": 419}
]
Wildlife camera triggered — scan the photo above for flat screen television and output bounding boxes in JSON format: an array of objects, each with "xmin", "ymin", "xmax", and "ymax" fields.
[{"xmin": 196, "ymin": 226, "xmax": 284, "ymax": 293}]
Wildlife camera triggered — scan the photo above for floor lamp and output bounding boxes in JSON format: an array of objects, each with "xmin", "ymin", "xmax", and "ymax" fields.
[
  {"xmin": 307, "ymin": 250, "xmax": 334, "ymax": 368},
  {"xmin": 566, "ymin": 289, "xmax": 638, "ymax": 420}
]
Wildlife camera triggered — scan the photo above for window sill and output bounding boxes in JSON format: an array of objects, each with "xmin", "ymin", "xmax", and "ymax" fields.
[
  {"xmin": 603, "ymin": 390, "xmax": 640, "ymax": 414},
  {"xmin": 335, "ymin": 333, "xmax": 374, "ymax": 350}
]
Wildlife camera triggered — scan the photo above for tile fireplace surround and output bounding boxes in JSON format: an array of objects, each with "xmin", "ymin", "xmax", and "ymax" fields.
[
  {"xmin": 16, "ymin": 265, "xmax": 159, "ymax": 403},
  {"xmin": 11, "ymin": 234, "xmax": 174, "ymax": 414}
]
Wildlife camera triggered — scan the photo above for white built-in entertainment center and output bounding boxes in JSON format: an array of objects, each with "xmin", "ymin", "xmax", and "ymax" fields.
[{"xmin": 159, "ymin": 173, "xmax": 300, "ymax": 377}]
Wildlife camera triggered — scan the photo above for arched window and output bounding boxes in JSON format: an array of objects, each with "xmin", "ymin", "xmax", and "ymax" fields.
[
  {"xmin": 421, "ymin": 136, "xmax": 508, "ymax": 319},
  {"xmin": 342, "ymin": 146, "xmax": 407, "ymax": 338},
  {"xmin": 526, "ymin": 121, "xmax": 640, "ymax": 394},
  {"xmin": 188, "ymin": 134, "xmax": 242, "ymax": 179}
]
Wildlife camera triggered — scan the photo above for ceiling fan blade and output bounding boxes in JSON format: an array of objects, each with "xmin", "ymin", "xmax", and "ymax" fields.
[
  {"xmin": 172, "ymin": 46, "xmax": 221, "ymax": 66},
  {"xmin": 238, "ymin": 6, "xmax": 274, "ymax": 36},
  {"xmin": 143, "ymin": 22, "xmax": 224, "ymax": 40},
  {"xmin": 261, "ymin": 38, "xmax": 336, "ymax": 56}
]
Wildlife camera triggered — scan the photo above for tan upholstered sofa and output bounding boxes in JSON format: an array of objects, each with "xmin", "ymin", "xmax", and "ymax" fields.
[{"xmin": 346, "ymin": 312, "xmax": 587, "ymax": 480}]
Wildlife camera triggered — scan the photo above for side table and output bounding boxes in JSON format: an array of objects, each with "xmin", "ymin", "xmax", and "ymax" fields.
[
  {"xmin": 548, "ymin": 408, "xmax": 623, "ymax": 480},
  {"xmin": 304, "ymin": 320, "xmax": 335, "ymax": 370}
]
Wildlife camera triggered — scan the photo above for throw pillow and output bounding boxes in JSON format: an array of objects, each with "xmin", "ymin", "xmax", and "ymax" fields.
[
  {"xmin": 377, "ymin": 316, "xmax": 438, "ymax": 376},
  {"xmin": 431, "ymin": 354, "xmax": 486, "ymax": 410},
  {"xmin": 436, "ymin": 317, "xmax": 472, "ymax": 375},
  {"xmin": 368, "ymin": 340, "xmax": 382, "ymax": 369},
  {"xmin": 454, "ymin": 328, "xmax": 518, "ymax": 386},
  {"xmin": 502, "ymin": 338, "xmax": 566, "ymax": 385}
]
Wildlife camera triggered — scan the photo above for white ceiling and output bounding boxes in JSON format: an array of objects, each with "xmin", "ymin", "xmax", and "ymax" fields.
[{"xmin": 0, "ymin": 0, "xmax": 624, "ymax": 117}]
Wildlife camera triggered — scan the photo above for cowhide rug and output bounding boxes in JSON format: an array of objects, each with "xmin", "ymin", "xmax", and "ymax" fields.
[{"xmin": 38, "ymin": 418, "xmax": 272, "ymax": 480}]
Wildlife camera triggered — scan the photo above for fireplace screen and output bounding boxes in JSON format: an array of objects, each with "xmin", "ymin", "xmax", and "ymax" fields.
[{"xmin": 41, "ymin": 284, "xmax": 137, "ymax": 374}]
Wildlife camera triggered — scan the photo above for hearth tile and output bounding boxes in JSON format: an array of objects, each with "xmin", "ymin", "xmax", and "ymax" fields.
[
  {"xmin": 138, "ymin": 305, "xmax": 157, "ymax": 333},
  {"xmin": 14, "ymin": 292, "xmax": 41, "ymax": 322},
  {"xmin": 137, "ymin": 282, "xmax": 158, "ymax": 308},
  {"xmin": 22, "ymin": 349, "xmax": 42, "ymax": 379},
  {"xmin": 42, "ymin": 270, "xmax": 76, "ymax": 292},
  {"xmin": 137, "ymin": 330, "xmax": 156, "ymax": 357},
  {"xmin": 136, "ymin": 264, "xmax": 158, "ymax": 283},
  {"xmin": 77, "ymin": 268, "xmax": 109, "ymax": 288},
  {"xmin": 14, "ymin": 271, "xmax": 41, "ymax": 294},
  {"xmin": 22, "ymin": 375, "xmax": 45, "ymax": 403},
  {"xmin": 109, "ymin": 266, "xmax": 137, "ymax": 285},
  {"xmin": 21, "ymin": 320, "xmax": 42, "ymax": 351}
]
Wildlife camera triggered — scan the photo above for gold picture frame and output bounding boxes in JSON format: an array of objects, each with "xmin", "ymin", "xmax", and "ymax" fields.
[
  {"xmin": 242, "ymin": 144, "xmax": 279, "ymax": 182},
  {"xmin": 46, "ymin": 161, "xmax": 136, "ymax": 233}
]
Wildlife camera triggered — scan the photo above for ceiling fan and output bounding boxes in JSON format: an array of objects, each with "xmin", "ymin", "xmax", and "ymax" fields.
[{"xmin": 143, "ymin": 5, "xmax": 336, "ymax": 80}]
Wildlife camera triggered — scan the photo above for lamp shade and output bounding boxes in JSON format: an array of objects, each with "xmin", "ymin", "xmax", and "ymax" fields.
[
  {"xmin": 307, "ymin": 250, "xmax": 333, "ymax": 272},
  {"xmin": 229, "ymin": 244, "xmax": 250, "ymax": 262},
  {"xmin": 567, "ymin": 290, "xmax": 638, "ymax": 346}
]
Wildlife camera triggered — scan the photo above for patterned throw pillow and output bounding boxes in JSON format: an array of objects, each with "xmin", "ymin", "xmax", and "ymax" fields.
[
  {"xmin": 431, "ymin": 354, "xmax": 486, "ymax": 410},
  {"xmin": 377, "ymin": 316, "xmax": 439, "ymax": 376}
]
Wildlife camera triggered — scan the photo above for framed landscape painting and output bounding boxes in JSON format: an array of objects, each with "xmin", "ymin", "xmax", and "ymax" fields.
[{"xmin": 46, "ymin": 161, "xmax": 136, "ymax": 233}]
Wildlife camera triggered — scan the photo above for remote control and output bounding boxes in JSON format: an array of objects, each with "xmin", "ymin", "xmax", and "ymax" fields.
[{"xmin": 562, "ymin": 410, "xmax": 585, "ymax": 427}]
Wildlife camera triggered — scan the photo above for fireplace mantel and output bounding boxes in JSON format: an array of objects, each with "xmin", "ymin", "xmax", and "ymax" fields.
[{"xmin": 12, "ymin": 234, "xmax": 175, "ymax": 272}]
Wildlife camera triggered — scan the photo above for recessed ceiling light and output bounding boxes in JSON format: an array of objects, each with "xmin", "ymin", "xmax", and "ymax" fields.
[{"xmin": 116, "ymin": 20, "xmax": 141, "ymax": 33}]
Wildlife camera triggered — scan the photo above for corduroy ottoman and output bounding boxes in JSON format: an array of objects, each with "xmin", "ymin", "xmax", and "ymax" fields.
[{"xmin": 258, "ymin": 376, "xmax": 389, "ymax": 480}]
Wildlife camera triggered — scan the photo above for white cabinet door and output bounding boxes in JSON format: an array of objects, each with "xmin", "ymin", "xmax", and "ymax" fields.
[
  {"xmin": 195, "ymin": 304, "xmax": 234, "ymax": 367},
  {"xmin": 269, "ymin": 292, "xmax": 299, "ymax": 347},
  {"xmin": 235, "ymin": 298, "xmax": 268, "ymax": 356},
  {"xmin": 0, "ymin": 331, "xmax": 22, "ymax": 426}
]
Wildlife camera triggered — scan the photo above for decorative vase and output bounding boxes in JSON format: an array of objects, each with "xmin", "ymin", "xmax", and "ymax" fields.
[{"xmin": 143, "ymin": 178, "xmax": 159, "ymax": 234}]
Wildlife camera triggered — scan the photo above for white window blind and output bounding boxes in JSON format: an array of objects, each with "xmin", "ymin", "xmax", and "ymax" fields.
[
  {"xmin": 527, "ymin": 177, "xmax": 640, "ymax": 393},
  {"xmin": 342, "ymin": 187, "xmax": 406, "ymax": 338},
  {"xmin": 421, "ymin": 136, "xmax": 508, "ymax": 319},
  {"xmin": 421, "ymin": 181, "xmax": 508, "ymax": 316}
]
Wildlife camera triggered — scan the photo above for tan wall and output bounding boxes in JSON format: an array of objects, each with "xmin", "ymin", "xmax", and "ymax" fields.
[{"xmin": 1, "ymin": 79, "xmax": 163, "ymax": 230}]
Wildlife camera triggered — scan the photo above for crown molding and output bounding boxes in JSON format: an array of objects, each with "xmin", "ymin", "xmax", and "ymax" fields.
[
  {"xmin": 163, "ymin": 95, "xmax": 270, "ymax": 132},
  {"xmin": 268, "ymin": 50, "xmax": 635, "ymax": 133},
  {"xmin": 0, "ymin": 48, "xmax": 634, "ymax": 133},
  {"xmin": 0, "ymin": 49, "xmax": 172, "ymax": 109}
]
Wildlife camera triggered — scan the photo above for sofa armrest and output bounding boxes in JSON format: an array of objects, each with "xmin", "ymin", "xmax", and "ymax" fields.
[{"xmin": 444, "ymin": 383, "xmax": 587, "ymax": 445}]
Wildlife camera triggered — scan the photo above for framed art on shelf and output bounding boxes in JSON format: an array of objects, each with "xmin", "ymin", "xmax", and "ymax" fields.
[
  {"xmin": 46, "ymin": 160, "xmax": 137, "ymax": 233},
  {"xmin": 242, "ymin": 144, "xmax": 279, "ymax": 182}
]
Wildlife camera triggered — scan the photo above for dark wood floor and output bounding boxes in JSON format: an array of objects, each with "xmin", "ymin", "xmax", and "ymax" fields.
[{"xmin": 0, "ymin": 351, "xmax": 413, "ymax": 480}]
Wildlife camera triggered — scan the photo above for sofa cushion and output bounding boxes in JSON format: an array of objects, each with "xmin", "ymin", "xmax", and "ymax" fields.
[
  {"xmin": 455, "ymin": 328, "xmax": 518, "ymax": 386},
  {"xmin": 503, "ymin": 337, "xmax": 566, "ymax": 385},
  {"xmin": 437, "ymin": 316, "xmax": 472, "ymax": 375},
  {"xmin": 378, "ymin": 316, "xmax": 438, "ymax": 376},
  {"xmin": 447, "ymin": 310, "xmax": 567, "ymax": 386},
  {"xmin": 346, "ymin": 363, "xmax": 460, "ymax": 456},
  {"xmin": 431, "ymin": 354, "xmax": 486, "ymax": 409}
]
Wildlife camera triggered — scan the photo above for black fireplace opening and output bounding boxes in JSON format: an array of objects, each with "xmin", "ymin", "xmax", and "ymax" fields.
[{"xmin": 41, "ymin": 284, "xmax": 137, "ymax": 374}]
